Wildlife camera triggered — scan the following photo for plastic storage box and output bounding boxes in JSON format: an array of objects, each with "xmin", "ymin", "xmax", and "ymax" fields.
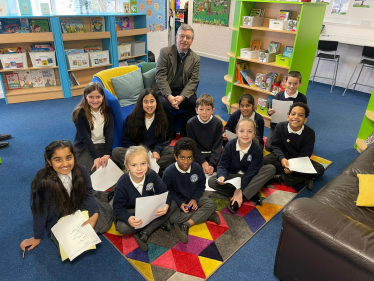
[
  {"xmin": 242, "ymin": 16, "xmax": 264, "ymax": 27},
  {"xmin": 29, "ymin": 51, "xmax": 56, "ymax": 67},
  {"xmin": 240, "ymin": 48, "xmax": 259, "ymax": 59},
  {"xmin": 269, "ymin": 19, "xmax": 286, "ymax": 30},
  {"xmin": 258, "ymin": 51, "xmax": 276, "ymax": 63},
  {"xmin": 275, "ymin": 54, "xmax": 291, "ymax": 67},
  {"xmin": 88, "ymin": 50, "xmax": 110, "ymax": 67},
  {"xmin": 0, "ymin": 51, "xmax": 28, "ymax": 69},
  {"xmin": 129, "ymin": 41, "xmax": 145, "ymax": 57},
  {"xmin": 66, "ymin": 53, "xmax": 89, "ymax": 70}
]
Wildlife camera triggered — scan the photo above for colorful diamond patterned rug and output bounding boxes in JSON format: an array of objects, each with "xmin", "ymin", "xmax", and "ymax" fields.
[{"xmin": 103, "ymin": 155, "xmax": 332, "ymax": 281}]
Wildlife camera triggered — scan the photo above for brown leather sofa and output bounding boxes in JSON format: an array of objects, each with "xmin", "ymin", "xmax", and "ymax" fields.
[{"xmin": 274, "ymin": 143, "xmax": 374, "ymax": 281}]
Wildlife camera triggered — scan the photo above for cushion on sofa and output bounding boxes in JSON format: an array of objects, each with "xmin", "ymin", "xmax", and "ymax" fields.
[
  {"xmin": 356, "ymin": 174, "xmax": 374, "ymax": 207},
  {"xmin": 111, "ymin": 68, "xmax": 144, "ymax": 107},
  {"xmin": 142, "ymin": 68, "xmax": 156, "ymax": 89}
]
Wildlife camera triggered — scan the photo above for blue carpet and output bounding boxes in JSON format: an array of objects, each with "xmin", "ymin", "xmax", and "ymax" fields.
[{"xmin": 0, "ymin": 56, "xmax": 369, "ymax": 280}]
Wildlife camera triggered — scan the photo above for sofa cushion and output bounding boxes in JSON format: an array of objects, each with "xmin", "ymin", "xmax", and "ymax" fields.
[
  {"xmin": 142, "ymin": 68, "xmax": 156, "ymax": 89},
  {"xmin": 111, "ymin": 68, "xmax": 144, "ymax": 107},
  {"xmin": 357, "ymin": 174, "xmax": 374, "ymax": 207}
]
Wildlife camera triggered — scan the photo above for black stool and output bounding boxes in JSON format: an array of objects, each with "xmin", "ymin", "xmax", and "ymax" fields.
[
  {"xmin": 342, "ymin": 46, "xmax": 374, "ymax": 96},
  {"xmin": 310, "ymin": 40, "xmax": 340, "ymax": 93}
]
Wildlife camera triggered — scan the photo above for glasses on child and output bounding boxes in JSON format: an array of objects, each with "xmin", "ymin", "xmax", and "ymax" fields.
[{"xmin": 178, "ymin": 34, "xmax": 192, "ymax": 40}]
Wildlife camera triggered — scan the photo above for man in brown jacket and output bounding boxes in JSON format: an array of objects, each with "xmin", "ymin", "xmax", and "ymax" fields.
[{"xmin": 153, "ymin": 24, "xmax": 200, "ymax": 140}]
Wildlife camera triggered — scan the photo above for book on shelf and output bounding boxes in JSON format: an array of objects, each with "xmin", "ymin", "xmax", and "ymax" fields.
[
  {"xmin": 13, "ymin": 70, "xmax": 32, "ymax": 88},
  {"xmin": 115, "ymin": 17, "xmax": 132, "ymax": 31},
  {"xmin": 240, "ymin": 69, "xmax": 256, "ymax": 86},
  {"xmin": 286, "ymin": 20, "xmax": 297, "ymax": 32},
  {"xmin": 266, "ymin": 95, "xmax": 275, "ymax": 109},
  {"xmin": 257, "ymin": 98, "xmax": 268, "ymax": 116},
  {"xmin": 60, "ymin": 18, "xmax": 86, "ymax": 33},
  {"xmin": 283, "ymin": 46, "xmax": 293, "ymax": 58},
  {"xmin": 268, "ymin": 41, "xmax": 281, "ymax": 54},
  {"xmin": 31, "ymin": 70, "xmax": 45, "ymax": 87},
  {"xmin": 30, "ymin": 43, "xmax": 54, "ymax": 52},
  {"xmin": 236, "ymin": 61, "xmax": 250, "ymax": 84},
  {"xmin": 69, "ymin": 72, "xmax": 80, "ymax": 86},
  {"xmin": 0, "ymin": 3, "xmax": 8, "ymax": 17},
  {"xmin": 130, "ymin": 0, "xmax": 137, "ymax": 13},
  {"xmin": 255, "ymin": 73, "xmax": 266, "ymax": 87},
  {"xmin": 83, "ymin": 45, "xmax": 102, "ymax": 52},
  {"xmin": 364, "ymin": 131, "xmax": 374, "ymax": 147},
  {"xmin": 2, "ymin": 19, "xmax": 21, "ymax": 34},
  {"xmin": 277, "ymin": 10, "xmax": 292, "ymax": 21},
  {"xmin": 42, "ymin": 69, "xmax": 56, "ymax": 86},
  {"xmin": 30, "ymin": 19, "xmax": 50, "ymax": 33},
  {"xmin": 250, "ymin": 40, "xmax": 261, "ymax": 51},
  {"xmin": 18, "ymin": 0, "xmax": 33, "ymax": 15},
  {"xmin": 91, "ymin": 17, "xmax": 105, "ymax": 32},
  {"xmin": 18, "ymin": 18, "xmax": 30, "ymax": 33},
  {"xmin": 123, "ymin": 2, "xmax": 131, "ymax": 14},
  {"xmin": 65, "ymin": 49, "xmax": 85, "ymax": 56},
  {"xmin": 5, "ymin": 73, "xmax": 21, "ymax": 90},
  {"xmin": 249, "ymin": 8, "xmax": 265, "ymax": 17}
]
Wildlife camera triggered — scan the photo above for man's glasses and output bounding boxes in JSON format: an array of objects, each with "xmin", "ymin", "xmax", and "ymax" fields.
[{"xmin": 178, "ymin": 34, "xmax": 192, "ymax": 40}]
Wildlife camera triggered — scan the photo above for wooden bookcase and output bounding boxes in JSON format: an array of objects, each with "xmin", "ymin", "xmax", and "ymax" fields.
[
  {"xmin": 0, "ymin": 13, "xmax": 148, "ymax": 104},
  {"xmin": 224, "ymin": 0, "xmax": 326, "ymax": 128},
  {"xmin": 355, "ymin": 88, "xmax": 374, "ymax": 153}
]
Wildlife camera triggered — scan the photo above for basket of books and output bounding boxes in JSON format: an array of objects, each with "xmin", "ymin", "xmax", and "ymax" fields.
[
  {"xmin": 88, "ymin": 50, "xmax": 110, "ymax": 67},
  {"xmin": 29, "ymin": 51, "xmax": 56, "ymax": 68},
  {"xmin": 275, "ymin": 54, "xmax": 291, "ymax": 67},
  {"xmin": 118, "ymin": 44, "xmax": 132, "ymax": 59},
  {"xmin": 129, "ymin": 41, "xmax": 146, "ymax": 57},
  {"xmin": 66, "ymin": 53, "xmax": 89, "ymax": 70},
  {"xmin": 0, "ymin": 50, "xmax": 28, "ymax": 69}
]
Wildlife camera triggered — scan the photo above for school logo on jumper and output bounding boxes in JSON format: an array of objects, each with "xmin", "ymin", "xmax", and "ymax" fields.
[
  {"xmin": 190, "ymin": 174, "xmax": 198, "ymax": 183},
  {"xmin": 146, "ymin": 183, "xmax": 154, "ymax": 192},
  {"xmin": 247, "ymin": 154, "xmax": 252, "ymax": 162}
]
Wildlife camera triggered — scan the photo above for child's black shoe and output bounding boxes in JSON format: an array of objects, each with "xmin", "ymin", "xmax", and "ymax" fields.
[
  {"xmin": 305, "ymin": 179, "xmax": 314, "ymax": 191},
  {"xmin": 175, "ymin": 223, "xmax": 189, "ymax": 243},
  {"xmin": 160, "ymin": 220, "xmax": 172, "ymax": 231},
  {"xmin": 227, "ymin": 201, "xmax": 239, "ymax": 214},
  {"xmin": 207, "ymin": 212, "xmax": 221, "ymax": 225},
  {"xmin": 134, "ymin": 231, "xmax": 150, "ymax": 252}
]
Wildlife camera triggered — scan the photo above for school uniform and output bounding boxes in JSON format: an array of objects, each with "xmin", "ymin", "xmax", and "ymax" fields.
[
  {"xmin": 224, "ymin": 110, "xmax": 265, "ymax": 148},
  {"xmin": 186, "ymin": 115, "xmax": 223, "ymax": 169},
  {"xmin": 113, "ymin": 170, "xmax": 176, "ymax": 234},
  {"xmin": 263, "ymin": 121, "xmax": 324, "ymax": 186},
  {"xmin": 33, "ymin": 164, "xmax": 98, "ymax": 240},
  {"xmin": 266, "ymin": 90, "xmax": 307, "ymax": 151},
  {"xmin": 208, "ymin": 138, "xmax": 275, "ymax": 200},
  {"xmin": 112, "ymin": 115, "xmax": 175, "ymax": 170},
  {"xmin": 73, "ymin": 108, "xmax": 114, "ymax": 172},
  {"xmin": 162, "ymin": 162, "xmax": 217, "ymax": 225}
]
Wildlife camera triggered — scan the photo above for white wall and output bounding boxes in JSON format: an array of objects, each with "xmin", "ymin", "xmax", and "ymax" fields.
[{"xmin": 147, "ymin": 30, "xmax": 169, "ymax": 61}]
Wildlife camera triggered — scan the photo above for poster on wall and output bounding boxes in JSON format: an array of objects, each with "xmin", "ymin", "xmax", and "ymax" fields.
[
  {"xmin": 137, "ymin": 0, "xmax": 166, "ymax": 32},
  {"xmin": 331, "ymin": 0, "xmax": 349, "ymax": 14},
  {"xmin": 192, "ymin": 0, "xmax": 230, "ymax": 27},
  {"xmin": 353, "ymin": 0, "xmax": 371, "ymax": 7}
]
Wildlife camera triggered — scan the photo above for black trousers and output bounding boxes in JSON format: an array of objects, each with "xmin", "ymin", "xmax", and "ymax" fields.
[
  {"xmin": 263, "ymin": 153, "xmax": 325, "ymax": 186},
  {"xmin": 158, "ymin": 93, "xmax": 197, "ymax": 138}
]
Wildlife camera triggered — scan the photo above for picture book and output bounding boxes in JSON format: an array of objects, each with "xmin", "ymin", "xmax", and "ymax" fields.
[
  {"xmin": 257, "ymin": 98, "xmax": 268, "ymax": 116},
  {"xmin": 115, "ymin": 17, "xmax": 132, "ymax": 31},
  {"xmin": 60, "ymin": 18, "xmax": 86, "ymax": 33},
  {"xmin": 130, "ymin": 0, "xmax": 137, "ymax": 13},
  {"xmin": 18, "ymin": 0, "xmax": 33, "ymax": 15},
  {"xmin": 236, "ymin": 61, "xmax": 249, "ymax": 84},
  {"xmin": 14, "ymin": 70, "xmax": 33, "ymax": 88},
  {"xmin": 365, "ymin": 131, "xmax": 374, "ymax": 147},
  {"xmin": 123, "ymin": 2, "xmax": 131, "ymax": 14},
  {"xmin": 17, "ymin": 18, "xmax": 30, "ymax": 33},
  {"xmin": 0, "ymin": 3, "xmax": 8, "ymax": 16},
  {"xmin": 65, "ymin": 49, "xmax": 85, "ymax": 56},
  {"xmin": 2, "ymin": 19, "xmax": 21, "ymax": 34},
  {"xmin": 240, "ymin": 69, "xmax": 256, "ymax": 86},
  {"xmin": 255, "ymin": 73, "xmax": 266, "ymax": 87},
  {"xmin": 250, "ymin": 40, "xmax": 261, "ymax": 51},
  {"xmin": 30, "ymin": 70, "xmax": 45, "ymax": 87},
  {"xmin": 277, "ymin": 11, "xmax": 290, "ymax": 21},
  {"xmin": 268, "ymin": 41, "xmax": 281, "ymax": 54},
  {"xmin": 283, "ymin": 46, "xmax": 293, "ymax": 58},
  {"xmin": 1, "ymin": 55, "xmax": 24, "ymax": 69},
  {"xmin": 242, "ymin": 16, "xmax": 251, "ymax": 26},
  {"xmin": 249, "ymin": 8, "xmax": 265, "ymax": 17},
  {"xmin": 40, "ymin": 3, "xmax": 50, "ymax": 15},
  {"xmin": 42, "ymin": 69, "xmax": 56, "ymax": 86},
  {"xmin": 30, "ymin": 19, "xmax": 50, "ymax": 33},
  {"xmin": 266, "ymin": 95, "xmax": 275, "ymax": 109},
  {"xmin": 91, "ymin": 17, "xmax": 105, "ymax": 32},
  {"xmin": 5, "ymin": 73, "xmax": 21, "ymax": 90},
  {"xmin": 286, "ymin": 20, "xmax": 297, "ymax": 31}
]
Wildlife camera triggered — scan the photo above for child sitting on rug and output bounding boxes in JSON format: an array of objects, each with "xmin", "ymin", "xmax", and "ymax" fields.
[
  {"xmin": 266, "ymin": 71, "xmax": 307, "ymax": 152},
  {"xmin": 112, "ymin": 89, "xmax": 175, "ymax": 172},
  {"xmin": 162, "ymin": 137, "xmax": 220, "ymax": 243},
  {"xmin": 223, "ymin": 94, "xmax": 265, "ymax": 149},
  {"xmin": 113, "ymin": 146, "xmax": 177, "ymax": 252},
  {"xmin": 209, "ymin": 119, "xmax": 276, "ymax": 214},
  {"xmin": 186, "ymin": 94, "xmax": 223, "ymax": 175},
  {"xmin": 263, "ymin": 102, "xmax": 324, "ymax": 191},
  {"xmin": 20, "ymin": 140, "xmax": 99, "ymax": 253}
]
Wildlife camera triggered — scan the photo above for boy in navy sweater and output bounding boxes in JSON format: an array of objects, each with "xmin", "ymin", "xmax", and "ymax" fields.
[
  {"xmin": 186, "ymin": 94, "xmax": 223, "ymax": 175},
  {"xmin": 162, "ymin": 137, "xmax": 220, "ymax": 243},
  {"xmin": 266, "ymin": 71, "xmax": 307, "ymax": 151},
  {"xmin": 263, "ymin": 102, "xmax": 324, "ymax": 191}
]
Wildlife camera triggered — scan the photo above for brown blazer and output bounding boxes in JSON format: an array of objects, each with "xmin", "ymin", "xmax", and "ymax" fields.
[{"xmin": 153, "ymin": 44, "xmax": 200, "ymax": 99}]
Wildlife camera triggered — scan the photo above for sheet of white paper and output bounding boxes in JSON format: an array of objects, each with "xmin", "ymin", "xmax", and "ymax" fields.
[
  {"xmin": 271, "ymin": 100, "xmax": 293, "ymax": 123},
  {"xmin": 51, "ymin": 210, "xmax": 101, "ymax": 261},
  {"xmin": 225, "ymin": 131, "xmax": 237, "ymax": 141},
  {"xmin": 224, "ymin": 177, "xmax": 242, "ymax": 190},
  {"xmin": 288, "ymin": 157, "xmax": 317, "ymax": 174},
  {"xmin": 91, "ymin": 159, "xmax": 124, "ymax": 191},
  {"xmin": 205, "ymin": 172, "xmax": 217, "ymax": 191},
  {"xmin": 148, "ymin": 151, "xmax": 160, "ymax": 173},
  {"xmin": 135, "ymin": 192, "xmax": 168, "ymax": 229}
]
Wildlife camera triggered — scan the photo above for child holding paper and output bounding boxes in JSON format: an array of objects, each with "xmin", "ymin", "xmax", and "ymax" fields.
[
  {"xmin": 112, "ymin": 89, "xmax": 175, "ymax": 172},
  {"xmin": 113, "ymin": 146, "xmax": 176, "ymax": 252},
  {"xmin": 162, "ymin": 137, "xmax": 220, "ymax": 244},
  {"xmin": 223, "ymin": 94, "xmax": 264, "ymax": 148},
  {"xmin": 72, "ymin": 82, "xmax": 114, "ymax": 174},
  {"xmin": 209, "ymin": 119, "xmax": 275, "ymax": 214},
  {"xmin": 263, "ymin": 102, "xmax": 324, "ymax": 191},
  {"xmin": 186, "ymin": 94, "xmax": 223, "ymax": 175},
  {"xmin": 266, "ymin": 71, "xmax": 307, "ymax": 151},
  {"xmin": 20, "ymin": 140, "xmax": 99, "ymax": 252}
]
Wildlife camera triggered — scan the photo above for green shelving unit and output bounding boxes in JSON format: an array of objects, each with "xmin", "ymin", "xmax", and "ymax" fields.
[
  {"xmin": 224, "ymin": 0, "xmax": 326, "ymax": 127},
  {"xmin": 355, "ymin": 88, "xmax": 374, "ymax": 153}
]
